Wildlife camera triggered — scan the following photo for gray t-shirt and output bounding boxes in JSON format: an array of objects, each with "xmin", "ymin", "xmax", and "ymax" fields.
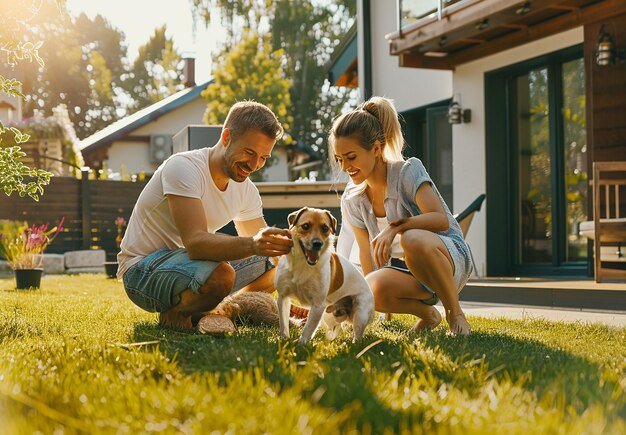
[{"xmin": 342, "ymin": 158, "xmax": 472, "ymax": 286}]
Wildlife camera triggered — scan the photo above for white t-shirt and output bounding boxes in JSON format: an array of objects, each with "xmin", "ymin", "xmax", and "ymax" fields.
[{"xmin": 117, "ymin": 147, "xmax": 263, "ymax": 277}]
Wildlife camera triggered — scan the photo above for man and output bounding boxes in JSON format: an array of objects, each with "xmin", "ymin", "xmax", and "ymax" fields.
[{"xmin": 117, "ymin": 101, "xmax": 293, "ymax": 330}]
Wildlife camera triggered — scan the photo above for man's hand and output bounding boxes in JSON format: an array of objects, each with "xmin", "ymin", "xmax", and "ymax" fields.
[{"xmin": 251, "ymin": 227, "xmax": 292, "ymax": 257}]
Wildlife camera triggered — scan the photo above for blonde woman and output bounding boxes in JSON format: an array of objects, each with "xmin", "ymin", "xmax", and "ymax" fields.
[{"xmin": 329, "ymin": 97, "xmax": 472, "ymax": 335}]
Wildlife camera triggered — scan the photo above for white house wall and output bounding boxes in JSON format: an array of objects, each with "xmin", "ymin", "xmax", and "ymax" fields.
[
  {"xmin": 453, "ymin": 27, "xmax": 584, "ymax": 277},
  {"xmin": 366, "ymin": 0, "xmax": 452, "ymax": 111},
  {"xmin": 106, "ymin": 98, "xmax": 208, "ymax": 175},
  {"xmin": 107, "ymin": 141, "xmax": 150, "ymax": 176},
  {"xmin": 105, "ymin": 98, "xmax": 290, "ymax": 180}
]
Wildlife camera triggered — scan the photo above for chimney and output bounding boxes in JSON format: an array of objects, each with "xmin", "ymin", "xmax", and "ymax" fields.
[{"xmin": 183, "ymin": 57, "xmax": 196, "ymax": 88}]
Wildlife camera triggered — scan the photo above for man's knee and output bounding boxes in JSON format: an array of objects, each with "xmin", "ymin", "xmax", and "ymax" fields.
[{"xmin": 200, "ymin": 262, "xmax": 236, "ymax": 299}]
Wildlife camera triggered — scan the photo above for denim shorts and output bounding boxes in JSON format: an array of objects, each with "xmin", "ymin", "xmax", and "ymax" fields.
[
  {"xmin": 384, "ymin": 259, "xmax": 440, "ymax": 306},
  {"xmin": 383, "ymin": 232, "xmax": 472, "ymax": 306},
  {"xmin": 122, "ymin": 248, "xmax": 274, "ymax": 313}
]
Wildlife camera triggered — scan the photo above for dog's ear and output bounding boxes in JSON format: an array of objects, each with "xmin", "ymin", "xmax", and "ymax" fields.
[
  {"xmin": 288, "ymin": 207, "xmax": 308, "ymax": 228},
  {"xmin": 324, "ymin": 210, "xmax": 338, "ymax": 234}
]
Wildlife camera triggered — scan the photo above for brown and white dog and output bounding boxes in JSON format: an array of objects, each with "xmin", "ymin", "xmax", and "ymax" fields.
[{"xmin": 275, "ymin": 207, "xmax": 375, "ymax": 345}]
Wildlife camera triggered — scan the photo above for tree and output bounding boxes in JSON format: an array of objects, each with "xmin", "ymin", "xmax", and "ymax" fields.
[
  {"xmin": 0, "ymin": 0, "xmax": 55, "ymax": 200},
  {"xmin": 270, "ymin": 0, "xmax": 355, "ymax": 176},
  {"xmin": 191, "ymin": 0, "xmax": 356, "ymax": 179},
  {"xmin": 201, "ymin": 32, "xmax": 292, "ymax": 181},
  {"xmin": 122, "ymin": 26, "xmax": 184, "ymax": 115},
  {"xmin": 17, "ymin": 6, "xmax": 129, "ymax": 139}
]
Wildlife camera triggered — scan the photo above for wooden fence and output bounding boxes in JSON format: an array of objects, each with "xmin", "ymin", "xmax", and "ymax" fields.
[{"xmin": 1, "ymin": 176, "xmax": 344, "ymax": 260}]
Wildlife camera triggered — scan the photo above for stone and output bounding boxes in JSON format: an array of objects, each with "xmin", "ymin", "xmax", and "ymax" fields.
[
  {"xmin": 43, "ymin": 253, "xmax": 65, "ymax": 274},
  {"xmin": 65, "ymin": 266, "xmax": 106, "ymax": 274},
  {"xmin": 64, "ymin": 250, "xmax": 106, "ymax": 269}
]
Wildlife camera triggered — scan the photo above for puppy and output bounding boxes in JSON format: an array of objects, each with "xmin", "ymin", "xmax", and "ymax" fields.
[{"xmin": 275, "ymin": 207, "xmax": 375, "ymax": 345}]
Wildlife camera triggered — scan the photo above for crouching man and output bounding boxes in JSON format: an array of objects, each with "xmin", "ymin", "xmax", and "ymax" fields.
[{"xmin": 117, "ymin": 101, "xmax": 292, "ymax": 329}]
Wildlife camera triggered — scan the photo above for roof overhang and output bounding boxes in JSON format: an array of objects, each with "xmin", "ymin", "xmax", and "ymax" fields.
[
  {"xmin": 327, "ymin": 24, "xmax": 358, "ymax": 87},
  {"xmin": 387, "ymin": 0, "xmax": 626, "ymax": 70}
]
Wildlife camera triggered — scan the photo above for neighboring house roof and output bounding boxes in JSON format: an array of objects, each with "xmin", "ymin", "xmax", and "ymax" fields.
[
  {"xmin": 0, "ymin": 101, "xmax": 16, "ymax": 109},
  {"xmin": 78, "ymin": 80, "xmax": 212, "ymax": 153}
]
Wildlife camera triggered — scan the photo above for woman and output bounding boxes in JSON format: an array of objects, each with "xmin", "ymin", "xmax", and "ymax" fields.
[{"xmin": 329, "ymin": 97, "xmax": 472, "ymax": 335}]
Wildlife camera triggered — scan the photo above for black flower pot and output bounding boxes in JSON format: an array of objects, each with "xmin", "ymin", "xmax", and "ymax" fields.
[{"xmin": 14, "ymin": 269, "xmax": 43, "ymax": 290}]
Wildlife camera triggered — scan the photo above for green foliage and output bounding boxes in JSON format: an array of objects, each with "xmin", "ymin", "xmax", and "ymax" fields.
[
  {"xmin": 0, "ymin": 75, "xmax": 26, "ymax": 100},
  {"xmin": 201, "ymin": 32, "xmax": 292, "ymax": 181},
  {"xmin": 270, "ymin": 0, "xmax": 356, "ymax": 176},
  {"xmin": 202, "ymin": 32, "xmax": 292, "ymax": 126},
  {"xmin": 0, "ymin": 274, "xmax": 625, "ymax": 433},
  {"xmin": 15, "ymin": 4, "xmax": 127, "ymax": 139},
  {"xmin": 122, "ymin": 26, "xmax": 184, "ymax": 115},
  {"xmin": 0, "ymin": 1, "xmax": 55, "ymax": 199},
  {"xmin": 193, "ymin": 0, "xmax": 356, "ymax": 179},
  {"xmin": 0, "ymin": 146, "xmax": 52, "ymax": 201}
]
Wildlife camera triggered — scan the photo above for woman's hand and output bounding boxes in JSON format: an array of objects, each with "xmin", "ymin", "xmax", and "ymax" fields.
[{"xmin": 371, "ymin": 224, "xmax": 398, "ymax": 268}]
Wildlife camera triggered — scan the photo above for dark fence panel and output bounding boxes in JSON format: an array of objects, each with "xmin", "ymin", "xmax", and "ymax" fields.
[
  {"xmin": 88, "ymin": 179, "xmax": 146, "ymax": 260},
  {"xmin": 1, "ymin": 177, "xmax": 82, "ymax": 254},
  {"xmin": 1, "ymin": 178, "xmax": 344, "ymax": 259}
]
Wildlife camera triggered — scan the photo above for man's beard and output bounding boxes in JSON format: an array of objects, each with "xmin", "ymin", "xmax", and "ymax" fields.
[{"xmin": 223, "ymin": 157, "xmax": 252, "ymax": 183}]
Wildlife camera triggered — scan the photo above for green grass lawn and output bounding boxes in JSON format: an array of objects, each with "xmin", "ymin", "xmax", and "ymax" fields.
[{"xmin": 0, "ymin": 274, "xmax": 625, "ymax": 434}]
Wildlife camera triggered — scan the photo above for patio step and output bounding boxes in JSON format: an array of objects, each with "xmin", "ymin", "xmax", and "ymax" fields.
[{"xmin": 462, "ymin": 278, "xmax": 626, "ymax": 312}]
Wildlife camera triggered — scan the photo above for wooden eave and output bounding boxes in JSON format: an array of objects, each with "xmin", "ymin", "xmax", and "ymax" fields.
[{"xmin": 387, "ymin": 0, "xmax": 626, "ymax": 70}]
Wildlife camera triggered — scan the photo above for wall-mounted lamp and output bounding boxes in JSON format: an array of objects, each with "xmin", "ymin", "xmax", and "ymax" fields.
[
  {"xmin": 595, "ymin": 24, "xmax": 624, "ymax": 67},
  {"xmin": 448, "ymin": 98, "xmax": 471, "ymax": 124},
  {"xmin": 515, "ymin": 2, "xmax": 531, "ymax": 16}
]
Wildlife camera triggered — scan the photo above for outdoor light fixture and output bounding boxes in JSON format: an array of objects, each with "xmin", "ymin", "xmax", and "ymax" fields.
[
  {"xmin": 595, "ymin": 24, "xmax": 625, "ymax": 67},
  {"xmin": 475, "ymin": 19, "xmax": 489, "ymax": 31},
  {"xmin": 448, "ymin": 96, "xmax": 471, "ymax": 125},
  {"xmin": 515, "ymin": 2, "xmax": 531, "ymax": 16}
]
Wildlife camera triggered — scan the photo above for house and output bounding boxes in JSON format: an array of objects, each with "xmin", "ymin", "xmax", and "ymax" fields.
[
  {"xmin": 330, "ymin": 0, "xmax": 626, "ymax": 279},
  {"xmin": 78, "ymin": 59, "xmax": 294, "ymax": 182}
]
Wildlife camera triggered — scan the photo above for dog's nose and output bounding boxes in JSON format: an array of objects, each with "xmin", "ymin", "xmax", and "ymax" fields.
[{"xmin": 311, "ymin": 239, "xmax": 324, "ymax": 251}]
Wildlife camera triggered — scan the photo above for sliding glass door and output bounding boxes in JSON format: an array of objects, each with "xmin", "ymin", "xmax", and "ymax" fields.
[{"xmin": 487, "ymin": 45, "xmax": 587, "ymax": 276}]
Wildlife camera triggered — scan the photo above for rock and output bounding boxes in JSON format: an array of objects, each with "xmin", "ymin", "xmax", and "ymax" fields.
[
  {"xmin": 43, "ymin": 253, "xmax": 65, "ymax": 274},
  {"xmin": 64, "ymin": 250, "xmax": 106, "ymax": 269},
  {"xmin": 65, "ymin": 266, "xmax": 106, "ymax": 274}
]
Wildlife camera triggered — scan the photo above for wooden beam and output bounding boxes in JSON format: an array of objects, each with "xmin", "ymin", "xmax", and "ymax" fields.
[
  {"xmin": 389, "ymin": 0, "xmax": 567, "ymax": 54},
  {"xmin": 447, "ymin": 0, "xmax": 626, "ymax": 66},
  {"xmin": 501, "ymin": 23, "xmax": 528, "ymax": 30},
  {"xmin": 547, "ymin": 4, "xmax": 578, "ymax": 11},
  {"xmin": 399, "ymin": 53, "xmax": 453, "ymax": 70},
  {"xmin": 460, "ymin": 37, "xmax": 485, "ymax": 44}
]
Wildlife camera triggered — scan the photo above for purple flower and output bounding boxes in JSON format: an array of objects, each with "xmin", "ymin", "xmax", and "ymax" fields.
[{"xmin": 115, "ymin": 216, "xmax": 127, "ymax": 228}]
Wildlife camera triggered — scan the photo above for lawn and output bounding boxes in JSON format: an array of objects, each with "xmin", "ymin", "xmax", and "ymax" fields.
[{"xmin": 0, "ymin": 274, "xmax": 625, "ymax": 434}]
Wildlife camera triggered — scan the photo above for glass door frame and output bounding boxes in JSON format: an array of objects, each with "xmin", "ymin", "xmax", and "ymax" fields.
[{"xmin": 485, "ymin": 44, "xmax": 586, "ymax": 277}]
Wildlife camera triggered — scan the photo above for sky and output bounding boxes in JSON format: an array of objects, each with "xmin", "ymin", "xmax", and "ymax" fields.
[{"xmin": 65, "ymin": 0, "xmax": 225, "ymax": 81}]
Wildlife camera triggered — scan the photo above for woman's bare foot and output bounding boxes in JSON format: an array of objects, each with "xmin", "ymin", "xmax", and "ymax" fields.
[
  {"xmin": 447, "ymin": 312, "xmax": 471, "ymax": 336},
  {"xmin": 412, "ymin": 306, "xmax": 442, "ymax": 332}
]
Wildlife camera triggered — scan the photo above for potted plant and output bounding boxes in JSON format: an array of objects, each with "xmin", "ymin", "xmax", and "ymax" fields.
[
  {"xmin": 0, "ymin": 218, "xmax": 64, "ymax": 289},
  {"xmin": 104, "ymin": 216, "xmax": 127, "ymax": 278}
]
